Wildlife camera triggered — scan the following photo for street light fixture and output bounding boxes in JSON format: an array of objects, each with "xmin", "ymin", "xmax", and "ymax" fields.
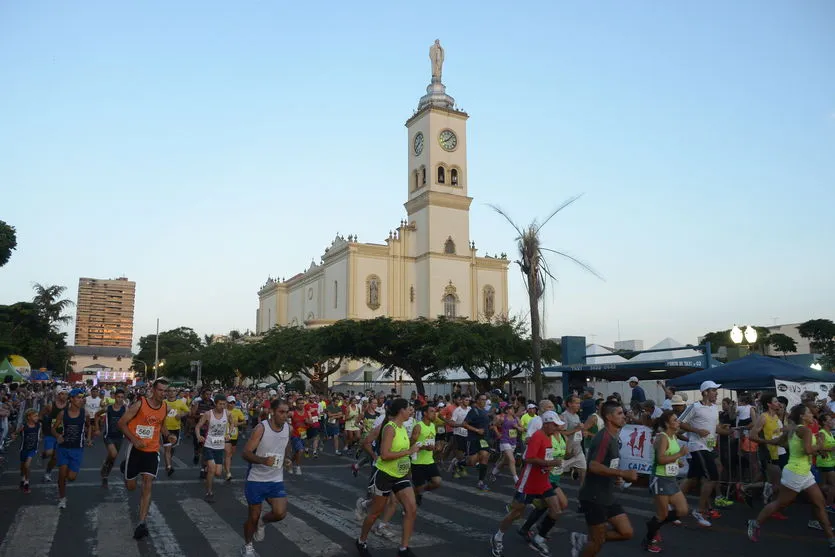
[
  {"xmin": 811, "ymin": 363, "xmax": 823, "ymax": 371},
  {"xmin": 154, "ymin": 360, "xmax": 165, "ymax": 380},
  {"xmin": 730, "ymin": 324, "xmax": 758, "ymax": 346}
]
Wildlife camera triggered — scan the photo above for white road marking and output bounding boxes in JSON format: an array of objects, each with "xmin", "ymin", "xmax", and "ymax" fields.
[
  {"xmin": 97, "ymin": 502, "xmax": 141, "ymax": 557},
  {"xmin": 172, "ymin": 456, "xmax": 190, "ymax": 469},
  {"xmin": 147, "ymin": 501, "xmax": 186, "ymax": 557},
  {"xmin": 235, "ymin": 493, "xmax": 342, "ymax": 556},
  {"xmin": 0, "ymin": 505, "xmax": 60, "ymax": 557},
  {"xmin": 180, "ymin": 497, "xmax": 258, "ymax": 557}
]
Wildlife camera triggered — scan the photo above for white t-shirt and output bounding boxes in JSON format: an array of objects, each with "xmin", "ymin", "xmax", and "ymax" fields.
[
  {"xmin": 85, "ymin": 396, "xmax": 102, "ymax": 416},
  {"xmin": 452, "ymin": 406, "xmax": 470, "ymax": 437},
  {"xmin": 526, "ymin": 415, "xmax": 543, "ymax": 439},
  {"xmin": 650, "ymin": 407, "xmax": 663, "ymax": 420},
  {"xmin": 679, "ymin": 401, "xmax": 719, "ymax": 452}
]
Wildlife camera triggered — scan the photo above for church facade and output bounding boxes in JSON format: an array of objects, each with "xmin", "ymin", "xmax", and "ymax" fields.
[{"xmin": 256, "ymin": 43, "xmax": 509, "ymax": 333}]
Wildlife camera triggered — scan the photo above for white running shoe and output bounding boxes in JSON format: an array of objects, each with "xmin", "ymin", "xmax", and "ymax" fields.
[
  {"xmin": 57, "ymin": 497, "xmax": 67, "ymax": 509},
  {"xmin": 354, "ymin": 497, "xmax": 368, "ymax": 522},
  {"xmin": 569, "ymin": 532, "xmax": 587, "ymax": 557},
  {"xmin": 43, "ymin": 473, "xmax": 52, "ymax": 483},
  {"xmin": 490, "ymin": 533, "xmax": 504, "ymax": 557},
  {"xmin": 240, "ymin": 542, "xmax": 256, "ymax": 556},
  {"xmin": 253, "ymin": 516, "xmax": 266, "ymax": 542},
  {"xmin": 692, "ymin": 511, "xmax": 711, "ymax": 528},
  {"xmin": 528, "ymin": 533, "xmax": 550, "ymax": 556},
  {"xmin": 373, "ymin": 522, "xmax": 397, "ymax": 540},
  {"xmin": 294, "ymin": 466, "xmax": 302, "ymax": 476}
]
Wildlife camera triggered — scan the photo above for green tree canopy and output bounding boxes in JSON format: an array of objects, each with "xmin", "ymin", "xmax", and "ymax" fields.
[
  {"xmin": 0, "ymin": 220, "xmax": 16, "ymax": 268},
  {"xmin": 798, "ymin": 319, "xmax": 835, "ymax": 370},
  {"xmin": 769, "ymin": 333, "xmax": 797, "ymax": 357},
  {"xmin": 0, "ymin": 302, "xmax": 68, "ymax": 370}
]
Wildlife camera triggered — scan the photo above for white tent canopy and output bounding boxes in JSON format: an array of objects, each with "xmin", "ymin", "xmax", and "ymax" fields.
[
  {"xmin": 586, "ymin": 344, "xmax": 628, "ymax": 364},
  {"xmin": 629, "ymin": 337, "xmax": 703, "ymax": 361}
]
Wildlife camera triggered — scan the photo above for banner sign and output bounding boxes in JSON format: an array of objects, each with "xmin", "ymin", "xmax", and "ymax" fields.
[
  {"xmin": 617, "ymin": 424, "xmax": 654, "ymax": 474},
  {"xmin": 774, "ymin": 379, "xmax": 835, "ymax": 411}
]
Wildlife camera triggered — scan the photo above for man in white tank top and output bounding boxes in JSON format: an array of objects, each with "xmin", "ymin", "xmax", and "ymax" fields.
[
  {"xmin": 240, "ymin": 399, "xmax": 290, "ymax": 557},
  {"xmin": 195, "ymin": 393, "xmax": 234, "ymax": 503}
]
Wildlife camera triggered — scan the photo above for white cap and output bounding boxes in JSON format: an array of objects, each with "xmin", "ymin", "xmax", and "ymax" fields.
[
  {"xmin": 541, "ymin": 411, "xmax": 565, "ymax": 426},
  {"xmin": 526, "ymin": 403, "xmax": 537, "ymax": 410},
  {"xmin": 628, "ymin": 376, "xmax": 639, "ymax": 383},
  {"xmin": 57, "ymin": 386, "xmax": 70, "ymax": 394},
  {"xmin": 269, "ymin": 389, "xmax": 277, "ymax": 396},
  {"xmin": 226, "ymin": 395, "xmax": 236, "ymax": 403},
  {"xmin": 437, "ymin": 402, "xmax": 446, "ymax": 408},
  {"xmin": 700, "ymin": 380, "xmax": 721, "ymax": 391}
]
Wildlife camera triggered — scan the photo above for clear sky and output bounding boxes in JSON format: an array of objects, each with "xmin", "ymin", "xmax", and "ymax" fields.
[{"xmin": 2, "ymin": 1, "xmax": 833, "ymax": 351}]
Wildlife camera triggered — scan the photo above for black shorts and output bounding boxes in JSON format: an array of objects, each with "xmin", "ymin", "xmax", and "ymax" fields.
[
  {"xmin": 466, "ymin": 438, "xmax": 490, "ymax": 456},
  {"xmin": 687, "ymin": 450, "xmax": 719, "ymax": 481},
  {"xmin": 435, "ymin": 431, "xmax": 449, "ymax": 443},
  {"xmin": 307, "ymin": 427, "xmax": 320, "ymax": 439},
  {"xmin": 579, "ymin": 500, "xmax": 626, "ymax": 526},
  {"xmin": 770, "ymin": 453, "xmax": 789, "ymax": 470},
  {"xmin": 514, "ymin": 488, "xmax": 556, "ymax": 505},
  {"xmin": 104, "ymin": 437, "xmax": 123, "ymax": 451},
  {"xmin": 411, "ymin": 463, "xmax": 441, "ymax": 487},
  {"xmin": 163, "ymin": 429, "xmax": 180, "ymax": 447},
  {"xmin": 368, "ymin": 468, "xmax": 412, "ymax": 497},
  {"xmin": 124, "ymin": 445, "xmax": 160, "ymax": 480},
  {"xmin": 454, "ymin": 435, "xmax": 468, "ymax": 452},
  {"xmin": 227, "ymin": 438, "xmax": 238, "ymax": 447}
]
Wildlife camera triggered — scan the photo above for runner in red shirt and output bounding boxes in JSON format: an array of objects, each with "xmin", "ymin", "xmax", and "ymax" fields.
[
  {"xmin": 490, "ymin": 411, "xmax": 565, "ymax": 557},
  {"xmin": 288, "ymin": 397, "xmax": 311, "ymax": 475},
  {"xmin": 304, "ymin": 395, "xmax": 322, "ymax": 458}
]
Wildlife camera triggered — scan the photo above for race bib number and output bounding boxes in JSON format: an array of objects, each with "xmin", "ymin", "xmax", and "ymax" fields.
[
  {"xmin": 509, "ymin": 430, "xmax": 517, "ymax": 439},
  {"xmin": 706, "ymin": 435, "xmax": 717, "ymax": 449},
  {"xmin": 544, "ymin": 448, "xmax": 555, "ymax": 461},
  {"xmin": 329, "ymin": 419, "xmax": 337, "ymax": 425},
  {"xmin": 265, "ymin": 452, "xmax": 282, "ymax": 468},
  {"xmin": 230, "ymin": 426, "xmax": 238, "ymax": 438},
  {"xmin": 209, "ymin": 435, "xmax": 225, "ymax": 446},
  {"xmin": 167, "ymin": 409, "xmax": 178, "ymax": 418},
  {"xmin": 665, "ymin": 463, "xmax": 679, "ymax": 476},
  {"xmin": 300, "ymin": 430, "xmax": 307, "ymax": 440},
  {"xmin": 397, "ymin": 458, "xmax": 410, "ymax": 475},
  {"xmin": 135, "ymin": 425, "xmax": 154, "ymax": 439},
  {"xmin": 609, "ymin": 458, "xmax": 620, "ymax": 469},
  {"xmin": 573, "ymin": 431, "xmax": 583, "ymax": 442},
  {"xmin": 479, "ymin": 439, "xmax": 489, "ymax": 449}
]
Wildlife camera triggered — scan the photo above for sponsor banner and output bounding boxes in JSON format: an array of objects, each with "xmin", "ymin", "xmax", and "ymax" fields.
[
  {"xmin": 774, "ymin": 379, "xmax": 835, "ymax": 410},
  {"xmin": 618, "ymin": 424, "xmax": 654, "ymax": 474}
]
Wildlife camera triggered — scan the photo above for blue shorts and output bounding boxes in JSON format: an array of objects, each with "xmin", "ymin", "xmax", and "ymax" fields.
[
  {"xmin": 44, "ymin": 435, "xmax": 58, "ymax": 452},
  {"xmin": 19, "ymin": 449, "xmax": 37, "ymax": 462},
  {"xmin": 203, "ymin": 447, "xmax": 225, "ymax": 463},
  {"xmin": 291, "ymin": 437, "xmax": 304, "ymax": 453},
  {"xmin": 244, "ymin": 481, "xmax": 286, "ymax": 505},
  {"xmin": 326, "ymin": 424, "xmax": 340, "ymax": 437},
  {"xmin": 57, "ymin": 447, "xmax": 84, "ymax": 473}
]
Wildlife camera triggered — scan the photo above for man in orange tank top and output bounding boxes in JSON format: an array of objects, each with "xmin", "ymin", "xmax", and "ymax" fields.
[{"xmin": 118, "ymin": 377, "xmax": 176, "ymax": 541}]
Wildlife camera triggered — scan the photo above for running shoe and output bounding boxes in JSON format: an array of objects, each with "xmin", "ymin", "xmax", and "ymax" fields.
[
  {"xmin": 313, "ymin": 451, "xmax": 319, "ymax": 459},
  {"xmin": 770, "ymin": 511, "xmax": 788, "ymax": 520},
  {"xmin": 205, "ymin": 492, "xmax": 215, "ymax": 504},
  {"xmin": 762, "ymin": 482, "xmax": 773, "ymax": 502},
  {"xmin": 240, "ymin": 543, "xmax": 256, "ymax": 557},
  {"xmin": 354, "ymin": 497, "xmax": 368, "ymax": 522},
  {"xmin": 829, "ymin": 538, "xmax": 835, "ymax": 550},
  {"xmin": 415, "ymin": 492, "xmax": 423, "ymax": 507},
  {"xmin": 58, "ymin": 497, "xmax": 67, "ymax": 509},
  {"xmin": 22, "ymin": 483, "xmax": 31, "ymax": 494},
  {"xmin": 294, "ymin": 465, "xmax": 302, "ymax": 476},
  {"xmin": 705, "ymin": 509, "xmax": 721, "ymax": 520},
  {"xmin": 133, "ymin": 523, "xmax": 149, "ymax": 540},
  {"xmin": 827, "ymin": 505, "xmax": 835, "ymax": 514},
  {"xmin": 226, "ymin": 473, "xmax": 232, "ymax": 482},
  {"xmin": 447, "ymin": 460, "xmax": 457, "ymax": 473},
  {"xmin": 747, "ymin": 519, "xmax": 760, "ymax": 542},
  {"xmin": 351, "ymin": 463, "xmax": 359, "ymax": 477},
  {"xmin": 691, "ymin": 511, "xmax": 711, "ymax": 528},
  {"xmin": 653, "ymin": 533, "xmax": 662, "ymax": 543},
  {"xmin": 714, "ymin": 496, "xmax": 734, "ymax": 508},
  {"xmin": 477, "ymin": 481, "xmax": 491, "ymax": 491},
  {"xmin": 526, "ymin": 532, "xmax": 551, "ymax": 556},
  {"xmin": 397, "ymin": 548, "xmax": 416, "ymax": 557},
  {"xmin": 452, "ymin": 471, "xmax": 461, "ymax": 479},
  {"xmin": 254, "ymin": 516, "xmax": 266, "ymax": 542},
  {"xmin": 355, "ymin": 539, "xmax": 372, "ymax": 557},
  {"xmin": 168, "ymin": 467, "xmax": 175, "ymax": 477},
  {"xmin": 372, "ymin": 523, "xmax": 396, "ymax": 540},
  {"xmin": 460, "ymin": 467, "xmax": 469, "ymax": 477},
  {"xmin": 490, "ymin": 534, "xmax": 504, "ymax": 557},
  {"xmin": 335, "ymin": 450, "xmax": 342, "ymax": 456},
  {"xmin": 569, "ymin": 532, "xmax": 587, "ymax": 557},
  {"xmin": 43, "ymin": 472, "xmax": 52, "ymax": 482},
  {"xmin": 489, "ymin": 473, "xmax": 498, "ymax": 483},
  {"xmin": 641, "ymin": 539, "xmax": 662, "ymax": 554}
]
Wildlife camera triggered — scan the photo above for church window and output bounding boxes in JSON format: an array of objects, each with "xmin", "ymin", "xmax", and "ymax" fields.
[
  {"xmin": 413, "ymin": 171, "xmax": 419, "ymax": 191},
  {"xmin": 450, "ymin": 168, "xmax": 458, "ymax": 186},
  {"xmin": 437, "ymin": 166, "xmax": 445, "ymax": 184},
  {"xmin": 334, "ymin": 280, "xmax": 338, "ymax": 308},
  {"xmin": 421, "ymin": 167, "xmax": 426, "ymax": 186},
  {"xmin": 366, "ymin": 275, "xmax": 381, "ymax": 310},
  {"xmin": 410, "ymin": 285, "xmax": 415, "ymax": 303},
  {"xmin": 444, "ymin": 236, "xmax": 456, "ymax": 254},
  {"xmin": 443, "ymin": 294, "xmax": 457, "ymax": 318},
  {"xmin": 483, "ymin": 285, "xmax": 495, "ymax": 318}
]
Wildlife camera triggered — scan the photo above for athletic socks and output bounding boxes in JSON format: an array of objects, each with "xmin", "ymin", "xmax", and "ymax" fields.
[
  {"xmin": 539, "ymin": 515, "xmax": 557, "ymax": 537},
  {"xmin": 478, "ymin": 463, "xmax": 487, "ymax": 482},
  {"xmin": 521, "ymin": 507, "xmax": 547, "ymax": 533}
]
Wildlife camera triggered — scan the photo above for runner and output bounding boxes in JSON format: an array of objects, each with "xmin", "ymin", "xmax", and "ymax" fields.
[
  {"xmin": 118, "ymin": 377, "xmax": 176, "ymax": 540},
  {"xmin": 304, "ymin": 394, "xmax": 322, "ymax": 458},
  {"xmin": 52, "ymin": 388, "xmax": 87, "ymax": 509},
  {"xmin": 569, "ymin": 401, "xmax": 637, "ymax": 557},
  {"xmin": 39, "ymin": 386, "xmax": 68, "ymax": 482},
  {"xmin": 97, "ymin": 387, "xmax": 127, "ymax": 487},
  {"xmin": 163, "ymin": 385, "xmax": 190, "ymax": 476},
  {"xmin": 355, "ymin": 397, "xmax": 420, "ymax": 557},
  {"xmin": 225, "ymin": 395, "xmax": 247, "ymax": 481},
  {"xmin": 454, "ymin": 393, "xmax": 492, "ymax": 490},
  {"xmin": 195, "ymin": 393, "xmax": 233, "ymax": 502},
  {"xmin": 449, "ymin": 394, "xmax": 470, "ymax": 478},
  {"xmin": 290, "ymin": 397, "xmax": 311, "ymax": 475},
  {"xmin": 240, "ymin": 398, "xmax": 291, "ymax": 557},
  {"xmin": 411, "ymin": 403, "xmax": 442, "ymax": 505},
  {"xmin": 491, "ymin": 404, "xmax": 523, "ymax": 484},
  {"xmin": 15, "ymin": 408, "xmax": 40, "ymax": 493},
  {"xmin": 345, "ymin": 396, "xmax": 361, "ymax": 453},
  {"xmin": 490, "ymin": 411, "xmax": 565, "ymax": 557},
  {"xmin": 85, "ymin": 385, "xmax": 103, "ymax": 446},
  {"xmin": 748, "ymin": 404, "xmax": 834, "ymax": 547},
  {"xmin": 749, "ymin": 393, "xmax": 788, "ymax": 511},
  {"xmin": 642, "ymin": 410, "xmax": 689, "ymax": 553},
  {"xmin": 191, "ymin": 387, "xmax": 214, "ymax": 476},
  {"xmin": 325, "ymin": 395, "xmax": 344, "ymax": 456}
]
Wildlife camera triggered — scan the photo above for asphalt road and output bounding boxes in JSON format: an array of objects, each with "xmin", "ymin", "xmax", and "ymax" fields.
[{"xmin": 0, "ymin": 438, "xmax": 827, "ymax": 557}]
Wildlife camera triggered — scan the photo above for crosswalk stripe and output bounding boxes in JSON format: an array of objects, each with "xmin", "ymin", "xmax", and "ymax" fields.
[
  {"xmin": 0, "ymin": 505, "xmax": 60, "ymax": 557},
  {"xmin": 147, "ymin": 501, "xmax": 186, "ymax": 557},
  {"xmin": 97, "ymin": 502, "xmax": 140, "ymax": 557},
  {"xmin": 234, "ymin": 493, "xmax": 343, "ymax": 557},
  {"xmin": 180, "ymin": 497, "xmax": 259, "ymax": 557}
]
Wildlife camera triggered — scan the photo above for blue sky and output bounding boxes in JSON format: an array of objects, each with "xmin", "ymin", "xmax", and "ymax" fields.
[{"xmin": 2, "ymin": 1, "xmax": 833, "ymax": 350}]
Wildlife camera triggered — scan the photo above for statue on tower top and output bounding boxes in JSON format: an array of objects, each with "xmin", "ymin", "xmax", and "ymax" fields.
[{"xmin": 429, "ymin": 39, "xmax": 444, "ymax": 82}]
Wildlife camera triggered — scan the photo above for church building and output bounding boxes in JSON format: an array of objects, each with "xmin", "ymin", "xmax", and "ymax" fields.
[{"xmin": 256, "ymin": 42, "xmax": 509, "ymax": 333}]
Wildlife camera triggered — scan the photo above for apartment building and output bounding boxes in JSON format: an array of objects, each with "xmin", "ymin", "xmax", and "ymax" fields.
[{"xmin": 74, "ymin": 277, "xmax": 136, "ymax": 348}]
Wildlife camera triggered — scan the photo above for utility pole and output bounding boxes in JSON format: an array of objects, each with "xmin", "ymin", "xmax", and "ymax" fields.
[{"xmin": 153, "ymin": 318, "xmax": 160, "ymax": 380}]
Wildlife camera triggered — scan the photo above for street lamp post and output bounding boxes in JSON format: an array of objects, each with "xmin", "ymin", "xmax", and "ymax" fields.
[
  {"xmin": 134, "ymin": 360, "xmax": 148, "ymax": 382},
  {"xmin": 154, "ymin": 360, "xmax": 165, "ymax": 380},
  {"xmin": 730, "ymin": 324, "xmax": 758, "ymax": 357}
]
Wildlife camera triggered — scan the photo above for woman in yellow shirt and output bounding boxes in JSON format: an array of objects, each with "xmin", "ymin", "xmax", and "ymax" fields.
[{"xmin": 224, "ymin": 396, "xmax": 247, "ymax": 482}]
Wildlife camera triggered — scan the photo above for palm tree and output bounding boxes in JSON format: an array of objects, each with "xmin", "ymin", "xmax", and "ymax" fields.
[
  {"xmin": 32, "ymin": 283, "xmax": 74, "ymax": 332},
  {"xmin": 204, "ymin": 334, "xmax": 214, "ymax": 346},
  {"xmin": 491, "ymin": 195, "xmax": 603, "ymax": 401}
]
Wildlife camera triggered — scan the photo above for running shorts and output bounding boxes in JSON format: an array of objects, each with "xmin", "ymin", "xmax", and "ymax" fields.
[
  {"xmin": 686, "ymin": 450, "xmax": 719, "ymax": 481},
  {"xmin": 244, "ymin": 481, "xmax": 286, "ymax": 504},
  {"xmin": 411, "ymin": 463, "xmax": 441, "ymax": 487},
  {"xmin": 769, "ymin": 454, "xmax": 789, "ymax": 470},
  {"xmin": 368, "ymin": 468, "xmax": 412, "ymax": 497},
  {"xmin": 649, "ymin": 476, "xmax": 680, "ymax": 496},
  {"xmin": 466, "ymin": 438, "xmax": 490, "ymax": 456},
  {"xmin": 326, "ymin": 423, "xmax": 340, "ymax": 437},
  {"xmin": 454, "ymin": 435, "xmax": 467, "ymax": 452},
  {"xmin": 307, "ymin": 426, "xmax": 319, "ymax": 439},
  {"xmin": 104, "ymin": 437, "xmax": 123, "ymax": 451},
  {"xmin": 579, "ymin": 500, "xmax": 626, "ymax": 526},
  {"xmin": 290, "ymin": 437, "xmax": 304, "ymax": 453},
  {"xmin": 562, "ymin": 452, "xmax": 588, "ymax": 471},
  {"xmin": 781, "ymin": 468, "xmax": 816, "ymax": 493},
  {"xmin": 57, "ymin": 447, "xmax": 84, "ymax": 473},
  {"xmin": 513, "ymin": 488, "xmax": 556, "ymax": 505},
  {"xmin": 203, "ymin": 447, "xmax": 225, "ymax": 463},
  {"xmin": 499, "ymin": 442, "xmax": 517, "ymax": 452},
  {"xmin": 43, "ymin": 435, "xmax": 58, "ymax": 452},
  {"xmin": 227, "ymin": 438, "xmax": 238, "ymax": 447},
  {"xmin": 125, "ymin": 445, "xmax": 160, "ymax": 479},
  {"xmin": 163, "ymin": 429, "xmax": 180, "ymax": 447},
  {"xmin": 19, "ymin": 449, "xmax": 37, "ymax": 462}
]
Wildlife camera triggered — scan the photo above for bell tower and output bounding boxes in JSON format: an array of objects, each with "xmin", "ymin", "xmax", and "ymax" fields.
[{"xmin": 404, "ymin": 40, "xmax": 472, "ymax": 259}]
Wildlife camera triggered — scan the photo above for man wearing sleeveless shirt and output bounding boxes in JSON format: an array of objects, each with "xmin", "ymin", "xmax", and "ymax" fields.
[
  {"xmin": 118, "ymin": 378, "xmax": 176, "ymax": 540},
  {"xmin": 52, "ymin": 388, "xmax": 87, "ymax": 509},
  {"xmin": 40, "ymin": 386, "xmax": 69, "ymax": 482},
  {"xmin": 241, "ymin": 399, "xmax": 290, "ymax": 557}
]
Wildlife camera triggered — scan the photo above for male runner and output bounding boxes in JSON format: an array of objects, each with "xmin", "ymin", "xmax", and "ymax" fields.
[
  {"xmin": 570, "ymin": 401, "xmax": 637, "ymax": 557},
  {"xmin": 40, "ymin": 386, "xmax": 68, "ymax": 482},
  {"xmin": 455, "ymin": 393, "xmax": 492, "ymax": 490},
  {"xmin": 195, "ymin": 393, "xmax": 233, "ymax": 502},
  {"xmin": 119, "ymin": 377, "xmax": 176, "ymax": 539},
  {"xmin": 52, "ymin": 388, "xmax": 87, "ymax": 509},
  {"xmin": 97, "ymin": 388, "xmax": 127, "ymax": 487},
  {"xmin": 240, "ymin": 398, "xmax": 291, "ymax": 556},
  {"xmin": 163, "ymin": 386, "xmax": 190, "ymax": 476},
  {"xmin": 304, "ymin": 394, "xmax": 322, "ymax": 457},
  {"xmin": 411, "ymin": 404, "xmax": 442, "ymax": 505},
  {"xmin": 85, "ymin": 385, "xmax": 104, "ymax": 446},
  {"xmin": 449, "ymin": 394, "xmax": 471, "ymax": 477},
  {"xmin": 225, "ymin": 395, "xmax": 247, "ymax": 481},
  {"xmin": 191, "ymin": 387, "xmax": 214, "ymax": 476}
]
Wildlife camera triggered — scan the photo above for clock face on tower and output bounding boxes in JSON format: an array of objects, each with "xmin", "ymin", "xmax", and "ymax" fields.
[
  {"xmin": 439, "ymin": 129, "xmax": 457, "ymax": 151},
  {"xmin": 413, "ymin": 132, "xmax": 424, "ymax": 156}
]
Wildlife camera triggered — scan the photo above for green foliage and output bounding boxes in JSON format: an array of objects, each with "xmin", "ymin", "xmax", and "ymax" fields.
[
  {"xmin": 32, "ymin": 283, "xmax": 74, "ymax": 331},
  {"xmin": 700, "ymin": 326, "xmax": 771, "ymax": 354},
  {"xmin": 798, "ymin": 319, "xmax": 835, "ymax": 370},
  {"xmin": 769, "ymin": 333, "xmax": 797, "ymax": 357},
  {"xmin": 0, "ymin": 220, "xmax": 16, "ymax": 268},
  {"xmin": 133, "ymin": 326, "xmax": 203, "ymax": 375},
  {"xmin": 0, "ymin": 302, "xmax": 69, "ymax": 370}
]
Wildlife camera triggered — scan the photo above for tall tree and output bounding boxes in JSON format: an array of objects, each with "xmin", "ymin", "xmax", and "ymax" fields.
[
  {"xmin": 0, "ymin": 302, "xmax": 69, "ymax": 370},
  {"xmin": 491, "ymin": 196, "xmax": 602, "ymax": 401},
  {"xmin": 798, "ymin": 319, "xmax": 835, "ymax": 370},
  {"xmin": 769, "ymin": 333, "xmax": 797, "ymax": 358},
  {"xmin": 0, "ymin": 220, "xmax": 16, "ymax": 268},
  {"xmin": 31, "ymin": 283, "xmax": 74, "ymax": 332},
  {"xmin": 133, "ymin": 327, "xmax": 203, "ymax": 374}
]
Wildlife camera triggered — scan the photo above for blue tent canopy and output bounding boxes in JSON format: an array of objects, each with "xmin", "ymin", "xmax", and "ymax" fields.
[{"xmin": 666, "ymin": 353, "xmax": 832, "ymax": 391}]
